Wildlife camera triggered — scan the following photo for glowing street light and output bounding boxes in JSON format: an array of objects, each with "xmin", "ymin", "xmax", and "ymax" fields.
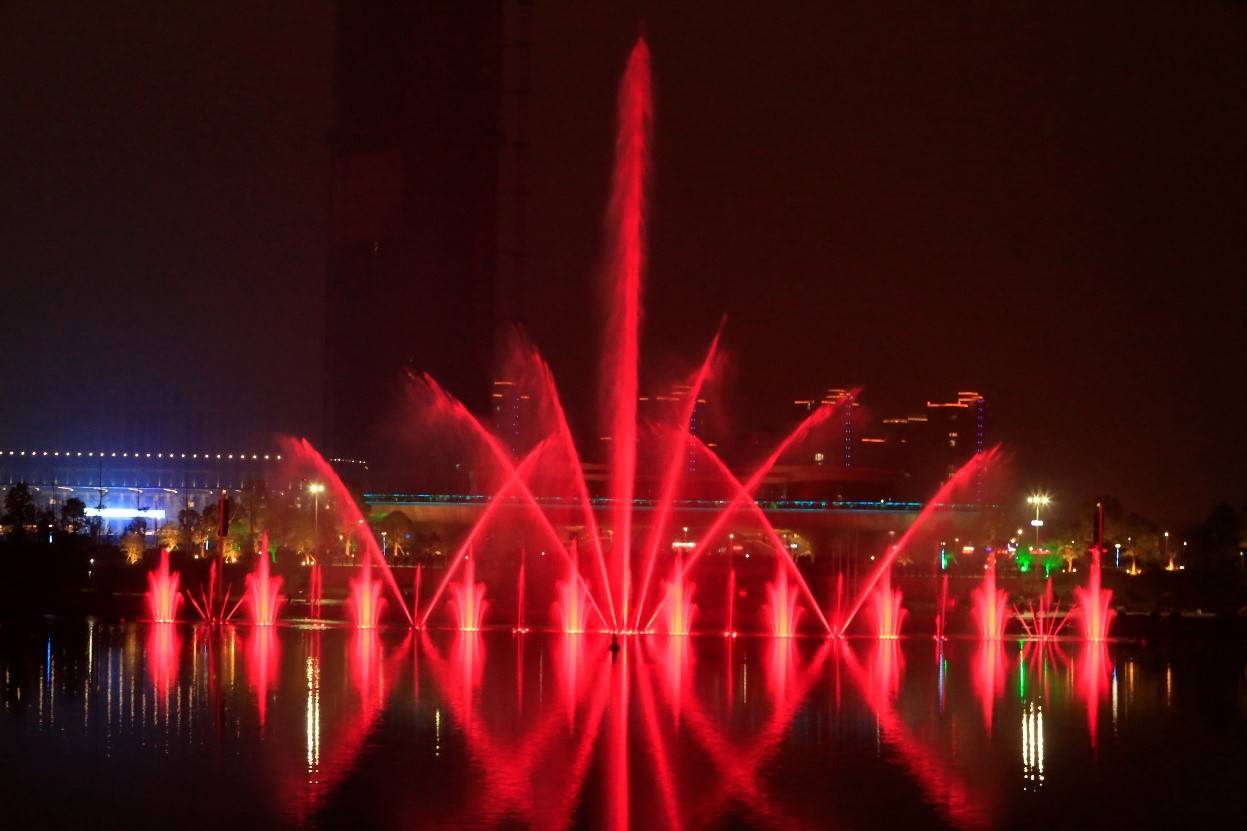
[
  {"xmin": 308, "ymin": 482, "xmax": 325, "ymax": 546},
  {"xmin": 1026, "ymin": 493, "xmax": 1051, "ymax": 547}
]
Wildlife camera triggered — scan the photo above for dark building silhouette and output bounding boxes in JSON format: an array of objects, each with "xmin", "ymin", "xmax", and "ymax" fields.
[{"xmin": 324, "ymin": 2, "xmax": 530, "ymax": 485}]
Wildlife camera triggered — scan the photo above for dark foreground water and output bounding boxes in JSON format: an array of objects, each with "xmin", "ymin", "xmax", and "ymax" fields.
[{"xmin": 1, "ymin": 620, "xmax": 1244, "ymax": 829}]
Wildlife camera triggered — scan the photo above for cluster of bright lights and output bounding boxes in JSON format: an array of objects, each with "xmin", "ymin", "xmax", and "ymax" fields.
[{"xmin": 1, "ymin": 449, "xmax": 281, "ymax": 461}]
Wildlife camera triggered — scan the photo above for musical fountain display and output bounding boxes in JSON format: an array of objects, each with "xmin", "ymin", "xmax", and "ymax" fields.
[{"xmin": 6, "ymin": 36, "xmax": 1208, "ymax": 831}]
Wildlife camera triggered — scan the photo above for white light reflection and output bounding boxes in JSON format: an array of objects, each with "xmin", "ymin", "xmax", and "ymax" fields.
[
  {"xmin": 306, "ymin": 656, "xmax": 321, "ymax": 781},
  {"xmin": 1022, "ymin": 700, "xmax": 1045, "ymax": 790}
]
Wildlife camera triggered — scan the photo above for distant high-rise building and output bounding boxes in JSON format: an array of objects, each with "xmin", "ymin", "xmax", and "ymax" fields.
[
  {"xmin": 324, "ymin": 2, "xmax": 526, "ymax": 486},
  {"xmin": 794, "ymin": 388, "xmax": 858, "ymax": 468},
  {"xmin": 875, "ymin": 390, "xmax": 985, "ymax": 500}
]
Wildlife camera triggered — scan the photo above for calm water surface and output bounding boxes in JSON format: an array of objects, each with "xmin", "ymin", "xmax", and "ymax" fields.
[{"xmin": 1, "ymin": 619, "xmax": 1245, "ymax": 829}]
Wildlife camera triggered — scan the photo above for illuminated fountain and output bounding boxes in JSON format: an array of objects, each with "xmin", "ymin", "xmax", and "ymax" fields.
[
  {"xmin": 243, "ymin": 535, "xmax": 284, "ymax": 626},
  {"xmin": 970, "ymin": 553, "xmax": 1009, "ymax": 640},
  {"xmin": 246, "ymin": 625, "xmax": 280, "ymax": 727},
  {"xmin": 870, "ymin": 564, "xmax": 906, "ymax": 640},
  {"xmin": 185, "ymin": 558, "xmax": 231, "ymax": 623},
  {"xmin": 261, "ymin": 35, "xmax": 998, "ymax": 640},
  {"xmin": 1074, "ymin": 547, "xmax": 1114, "ymax": 642},
  {"xmin": 1015, "ymin": 578, "xmax": 1071, "ymax": 640},
  {"xmin": 512, "ymin": 552, "xmax": 529, "ymax": 633},
  {"xmin": 309, "ymin": 562, "xmax": 323, "ymax": 620},
  {"xmin": 933, "ymin": 573, "xmax": 949, "ymax": 641},
  {"xmin": 554, "ymin": 542, "xmax": 589, "ymax": 634},
  {"xmin": 659, "ymin": 555, "xmax": 696, "ymax": 636},
  {"xmin": 764, "ymin": 563, "xmax": 802, "ymax": 638},
  {"xmin": 449, "ymin": 554, "xmax": 488, "ymax": 632},
  {"xmin": 145, "ymin": 621, "xmax": 182, "ymax": 695},
  {"xmin": 145, "ymin": 548, "xmax": 182, "ymax": 623},
  {"xmin": 347, "ymin": 554, "xmax": 386, "ymax": 628}
]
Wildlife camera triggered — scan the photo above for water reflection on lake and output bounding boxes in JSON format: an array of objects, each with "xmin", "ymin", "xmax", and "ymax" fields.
[{"xmin": 1, "ymin": 620, "xmax": 1244, "ymax": 829}]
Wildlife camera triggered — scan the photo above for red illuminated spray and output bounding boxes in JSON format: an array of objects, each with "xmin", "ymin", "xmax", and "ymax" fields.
[
  {"xmin": 971, "ymin": 552, "xmax": 1009, "ymax": 640},
  {"xmin": 603, "ymin": 39, "xmax": 652, "ymax": 630},
  {"xmin": 146, "ymin": 548, "xmax": 182, "ymax": 623}
]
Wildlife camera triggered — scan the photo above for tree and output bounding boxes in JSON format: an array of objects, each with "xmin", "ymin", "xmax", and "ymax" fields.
[
  {"xmin": 60, "ymin": 497, "xmax": 88, "ymax": 534},
  {"xmin": 158, "ymin": 522, "xmax": 181, "ymax": 552},
  {"xmin": 120, "ymin": 531, "xmax": 146, "ymax": 565},
  {"xmin": 238, "ymin": 478, "xmax": 268, "ymax": 543},
  {"xmin": 1190, "ymin": 503, "xmax": 1244, "ymax": 578},
  {"xmin": 3, "ymin": 483, "xmax": 36, "ymax": 534},
  {"xmin": 178, "ymin": 507, "xmax": 207, "ymax": 552}
]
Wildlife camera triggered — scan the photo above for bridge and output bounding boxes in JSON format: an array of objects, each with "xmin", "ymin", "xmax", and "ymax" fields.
[{"xmin": 366, "ymin": 492, "xmax": 990, "ymax": 561}]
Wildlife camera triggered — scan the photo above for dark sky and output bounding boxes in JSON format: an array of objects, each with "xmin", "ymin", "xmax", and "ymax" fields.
[{"xmin": 1, "ymin": 2, "xmax": 1244, "ymax": 524}]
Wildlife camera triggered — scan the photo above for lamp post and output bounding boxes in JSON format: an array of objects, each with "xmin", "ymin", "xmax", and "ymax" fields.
[
  {"xmin": 308, "ymin": 482, "xmax": 324, "ymax": 550},
  {"xmin": 1026, "ymin": 493, "xmax": 1051, "ymax": 548}
]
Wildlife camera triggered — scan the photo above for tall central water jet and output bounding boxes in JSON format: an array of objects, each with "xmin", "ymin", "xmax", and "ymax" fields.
[{"xmin": 602, "ymin": 39, "xmax": 652, "ymax": 630}]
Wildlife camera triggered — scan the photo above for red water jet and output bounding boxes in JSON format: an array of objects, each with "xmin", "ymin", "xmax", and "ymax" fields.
[
  {"xmin": 840, "ymin": 447, "xmax": 999, "ymax": 635},
  {"xmin": 971, "ymin": 553, "xmax": 1009, "ymax": 640},
  {"xmin": 659, "ymin": 554, "xmax": 696, "ymax": 636},
  {"xmin": 602, "ymin": 38, "xmax": 651, "ymax": 630},
  {"xmin": 347, "ymin": 553, "xmax": 386, "ymax": 628},
  {"xmin": 764, "ymin": 562, "xmax": 802, "ymax": 638},
  {"xmin": 450, "ymin": 553, "xmax": 488, "ymax": 631},
  {"xmin": 243, "ymin": 534, "xmax": 284, "ymax": 626},
  {"xmin": 1074, "ymin": 547, "xmax": 1115, "ymax": 642},
  {"xmin": 145, "ymin": 548, "xmax": 182, "ymax": 623},
  {"xmin": 870, "ymin": 564, "xmax": 906, "ymax": 639}
]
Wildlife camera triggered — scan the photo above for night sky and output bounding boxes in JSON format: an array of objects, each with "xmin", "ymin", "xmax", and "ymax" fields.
[{"xmin": 1, "ymin": 3, "xmax": 1243, "ymax": 524}]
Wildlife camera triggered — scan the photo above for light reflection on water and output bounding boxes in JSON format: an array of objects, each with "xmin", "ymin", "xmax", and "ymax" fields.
[{"xmin": 1, "ymin": 620, "xmax": 1245, "ymax": 829}]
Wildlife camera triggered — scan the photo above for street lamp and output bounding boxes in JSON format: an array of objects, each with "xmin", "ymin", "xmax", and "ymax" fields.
[
  {"xmin": 308, "ymin": 482, "xmax": 325, "ymax": 548},
  {"xmin": 1026, "ymin": 493, "xmax": 1051, "ymax": 547}
]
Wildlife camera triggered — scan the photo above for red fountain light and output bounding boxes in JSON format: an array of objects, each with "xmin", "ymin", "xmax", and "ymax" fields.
[
  {"xmin": 146, "ymin": 548, "xmax": 182, "ymax": 623},
  {"xmin": 602, "ymin": 38, "xmax": 651, "ymax": 632},
  {"xmin": 243, "ymin": 535, "xmax": 284, "ymax": 626},
  {"xmin": 934, "ymin": 573, "xmax": 949, "ymax": 641},
  {"xmin": 185, "ymin": 557, "xmax": 232, "ymax": 623},
  {"xmin": 347, "ymin": 553, "xmax": 386, "ymax": 628},
  {"xmin": 1076, "ymin": 641, "xmax": 1112, "ymax": 747},
  {"xmin": 449, "ymin": 553, "xmax": 488, "ymax": 632},
  {"xmin": 839, "ymin": 447, "xmax": 1000, "ymax": 635},
  {"xmin": 1074, "ymin": 547, "xmax": 1115, "ymax": 642},
  {"xmin": 870, "ymin": 564, "xmax": 906, "ymax": 640},
  {"xmin": 660, "ymin": 554, "xmax": 696, "ymax": 636},
  {"xmin": 145, "ymin": 622, "xmax": 182, "ymax": 696},
  {"xmin": 972, "ymin": 640, "xmax": 1007, "ymax": 734},
  {"xmin": 1016, "ymin": 578, "xmax": 1072, "ymax": 640},
  {"xmin": 246, "ymin": 624, "xmax": 280, "ymax": 728},
  {"xmin": 764, "ymin": 562, "xmax": 802, "ymax": 638},
  {"xmin": 554, "ymin": 541, "xmax": 589, "ymax": 634},
  {"xmin": 281, "ymin": 437, "xmax": 413, "ymax": 625},
  {"xmin": 513, "ymin": 553, "xmax": 529, "ymax": 633},
  {"xmin": 309, "ymin": 562, "xmax": 323, "ymax": 620},
  {"xmin": 970, "ymin": 552, "xmax": 1009, "ymax": 640}
]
